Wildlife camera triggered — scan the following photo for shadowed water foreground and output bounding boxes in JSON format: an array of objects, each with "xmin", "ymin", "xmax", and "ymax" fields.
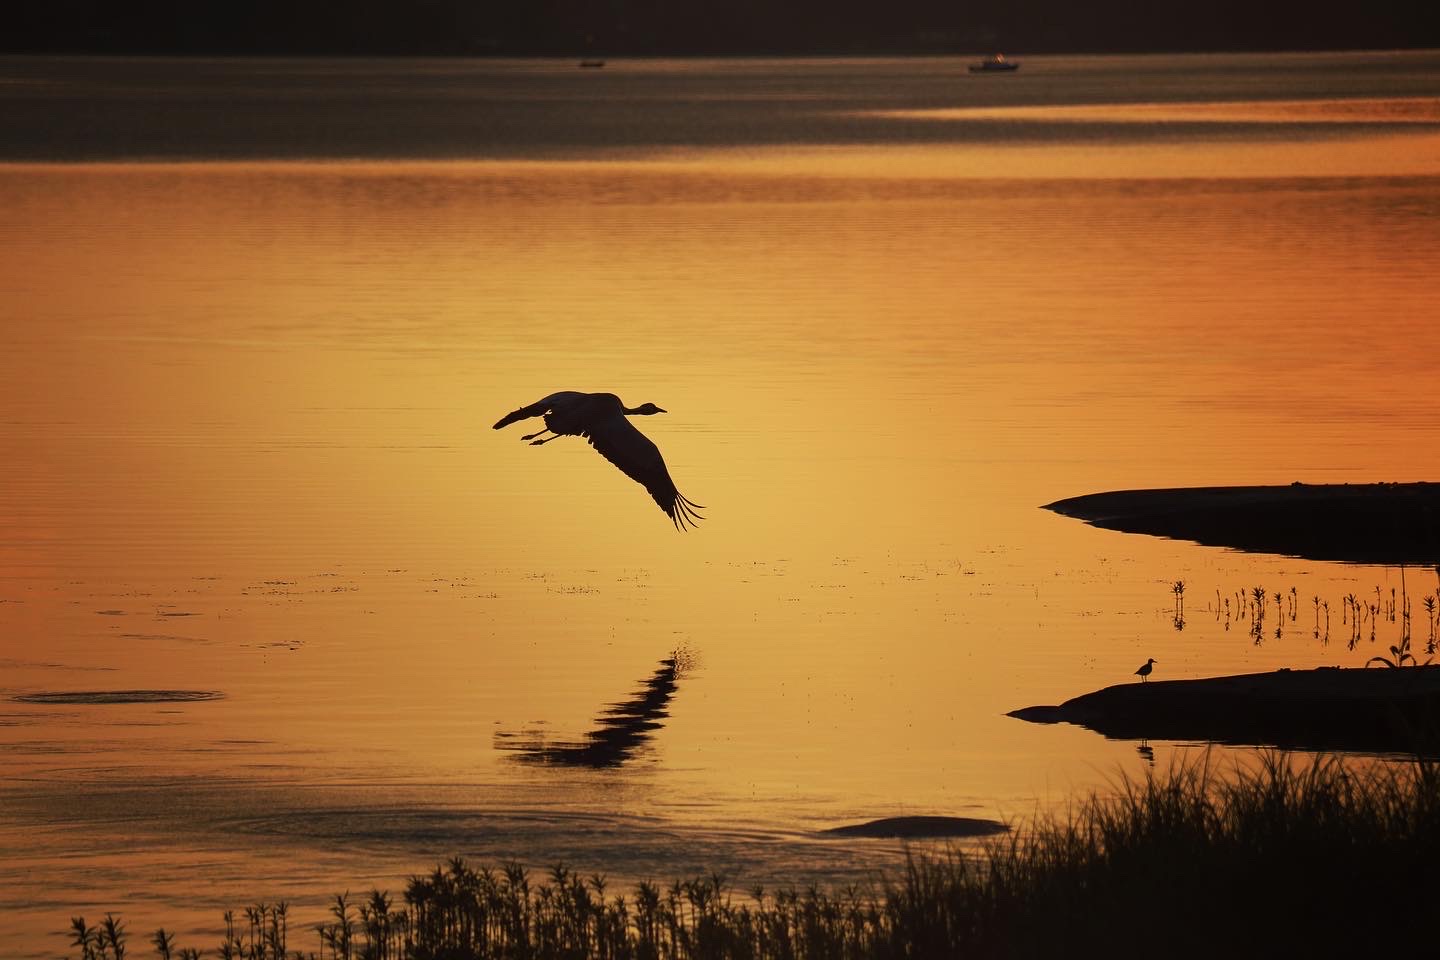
[
  {"xmin": 1045, "ymin": 482, "xmax": 1440, "ymax": 564},
  {"xmin": 70, "ymin": 755, "xmax": 1440, "ymax": 959}
]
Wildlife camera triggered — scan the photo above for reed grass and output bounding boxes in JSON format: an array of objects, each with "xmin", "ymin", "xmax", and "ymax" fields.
[{"xmin": 71, "ymin": 753, "xmax": 1439, "ymax": 959}]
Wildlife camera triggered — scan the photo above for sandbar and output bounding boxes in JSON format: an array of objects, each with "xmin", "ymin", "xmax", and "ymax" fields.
[
  {"xmin": 822, "ymin": 815, "xmax": 1009, "ymax": 839},
  {"xmin": 1009, "ymin": 667, "xmax": 1440, "ymax": 754},
  {"xmin": 1045, "ymin": 482, "xmax": 1440, "ymax": 564}
]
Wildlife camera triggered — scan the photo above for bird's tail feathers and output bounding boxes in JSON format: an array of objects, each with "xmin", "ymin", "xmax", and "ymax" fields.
[{"xmin": 670, "ymin": 494, "xmax": 705, "ymax": 531}]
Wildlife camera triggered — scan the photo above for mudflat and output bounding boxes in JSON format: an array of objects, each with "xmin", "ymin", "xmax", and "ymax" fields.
[
  {"xmin": 1045, "ymin": 482, "xmax": 1440, "ymax": 564},
  {"xmin": 1009, "ymin": 667, "xmax": 1440, "ymax": 755},
  {"xmin": 821, "ymin": 815, "xmax": 1009, "ymax": 839}
]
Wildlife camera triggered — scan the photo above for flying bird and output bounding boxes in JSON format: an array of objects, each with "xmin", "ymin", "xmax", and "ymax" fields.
[
  {"xmin": 493, "ymin": 391, "xmax": 704, "ymax": 530},
  {"xmin": 1135, "ymin": 658, "xmax": 1156, "ymax": 683}
]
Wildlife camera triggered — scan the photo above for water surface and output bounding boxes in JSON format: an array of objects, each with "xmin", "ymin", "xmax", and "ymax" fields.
[{"xmin": 3, "ymin": 51, "xmax": 1440, "ymax": 957}]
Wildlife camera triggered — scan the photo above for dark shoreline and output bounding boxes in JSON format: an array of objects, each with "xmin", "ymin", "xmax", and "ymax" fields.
[
  {"xmin": 1045, "ymin": 482, "xmax": 1440, "ymax": 564},
  {"xmin": 1009, "ymin": 666, "xmax": 1440, "ymax": 754}
]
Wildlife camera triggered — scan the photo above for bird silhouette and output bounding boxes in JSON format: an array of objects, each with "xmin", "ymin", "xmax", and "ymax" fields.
[
  {"xmin": 1135, "ymin": 657, "xmax": 1156, "ymax": 683},
  {"xmin": 493, "ymin": 391, "xmax": 704, "ymax": 530}
]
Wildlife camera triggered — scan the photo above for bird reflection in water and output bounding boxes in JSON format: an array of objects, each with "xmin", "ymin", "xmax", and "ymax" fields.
[{"xmin": 496, "ymin": 647, "xmax": 698, "ymax": 768}]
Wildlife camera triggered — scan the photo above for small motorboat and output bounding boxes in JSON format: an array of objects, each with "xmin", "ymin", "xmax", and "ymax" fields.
[
  {"xmin": 579, "ymin": 59, "xmax": 607, "ymax": 69},
  {"xmin": 969, "ymin": 53, "xmax": 1020, "ymax": 73}
]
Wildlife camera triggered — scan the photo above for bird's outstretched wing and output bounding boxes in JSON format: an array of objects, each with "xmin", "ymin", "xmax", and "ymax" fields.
[
  {"xmin": 583, "ymin": 416, "xmax": 704, "ymax": 530},
  {"xmin": 493, "ymin": 401, "xmax": 548, "ymax": 430}
]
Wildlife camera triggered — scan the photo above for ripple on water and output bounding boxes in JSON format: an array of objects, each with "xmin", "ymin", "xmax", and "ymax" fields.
[{"xmin": 13, "ymin": 690, "xmax": 224, "ymax": 704}]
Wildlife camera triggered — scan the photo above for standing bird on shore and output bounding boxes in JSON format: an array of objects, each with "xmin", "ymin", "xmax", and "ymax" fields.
[
  {"xmin": 1135, "ymin": 658, "xmax": 1156, "ymax": 683},
  {"xmin": 493, "ymin": 391, "xmax": 704, "ymax": 530}
]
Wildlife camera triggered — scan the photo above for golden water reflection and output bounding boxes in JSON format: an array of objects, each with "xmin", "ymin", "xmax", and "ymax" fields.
[
  {"xmin": 880, "ymin": 96, "xmax": 1440, "ymax": 125},
  {"xmin": 3, "ymin": 151, "xmax": 1440, "ymax": 955}
]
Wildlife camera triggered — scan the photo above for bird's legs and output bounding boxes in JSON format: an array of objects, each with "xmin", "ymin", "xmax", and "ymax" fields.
[
  {"xmin": 522, "ymin": 428, "xmax": 553, "ymax": 441},
  {"xmin": 529, "ymin": 434, "xmax": 563, "ymax": 446}
]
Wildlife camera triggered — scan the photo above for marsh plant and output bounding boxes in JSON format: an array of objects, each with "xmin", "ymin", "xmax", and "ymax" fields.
[
  {"xmin": 1345, "ymin": 593, "xmax": 1364, "ymax": 649},
  {"xmin": 1367, "ymin": 633, "xmax": 1421, "ymax": 668},
  {"xmin": 1310, "ymin": 595, "xmax": 1331, "ymax": 643},
  {"xmin": 1367, "ymin": 598, "xmax": 1431, "ymax": 668},
  {"xmin": 1196, "ymin": 581, "xmax": 1433, "ymax": 658},
  {"xmin": 1249, "ymin": 585, "xmax": 1267, "ymax": 644},
  {"xmin": 1425, "ymin": 594, "xmax": 1438, "ymax": 654},
  {"xmin": 71, "ymin": 756, "xmax": 1440, "ymax": 959},
  {"xmin": 69, "ymin": 915, "xmax": 128, "ymax": 960}
]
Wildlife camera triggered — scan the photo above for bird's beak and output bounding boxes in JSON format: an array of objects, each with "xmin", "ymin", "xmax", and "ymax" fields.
[{"xmin": 656, "ymin": 407, "xmax": 668, "ymax": 414}]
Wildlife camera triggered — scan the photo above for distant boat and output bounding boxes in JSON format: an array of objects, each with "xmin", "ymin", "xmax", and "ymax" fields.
[
  {"xmin": 969, "ymin": 53, "xmax": 1020, "ymax": 73},
  {"xmin": 579, "ymin": 59, "xmax": 606, "ymax": 69}
]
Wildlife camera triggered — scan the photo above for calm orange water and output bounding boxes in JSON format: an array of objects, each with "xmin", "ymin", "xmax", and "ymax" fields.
[{"xmin": 3, "ymin": 52, "xmax": 1440, "ymax": 957}]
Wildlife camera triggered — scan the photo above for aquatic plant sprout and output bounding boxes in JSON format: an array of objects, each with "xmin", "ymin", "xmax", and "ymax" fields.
[{"xmin": 1182, "ymin": 579, "xmax": 1435, "ymax": 663}]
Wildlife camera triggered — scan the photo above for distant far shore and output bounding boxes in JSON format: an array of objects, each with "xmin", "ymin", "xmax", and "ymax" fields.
[
  {"xmin": 5, "ymin": 0, "xmax": 1439, "ymax": 58},
  {"xmin": 1010, "ymin": 666, "xmax": 1440, "ymax": 755},
  {"xmin": 4, "ymin": 46, "xmax": 1438, "ymax": 57},
  {"xmin": 1045, "ymin": 482, "xmax": 1440, "ymax": 565}
]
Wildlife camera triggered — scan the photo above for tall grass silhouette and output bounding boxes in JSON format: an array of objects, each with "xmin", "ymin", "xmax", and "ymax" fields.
[{"xmin": 71, "ymin": 753, "xmax": 1440, "ymax": 959}]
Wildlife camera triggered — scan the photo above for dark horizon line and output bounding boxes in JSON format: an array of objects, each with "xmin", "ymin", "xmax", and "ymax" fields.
[
  {"xmin": 5, "ymin": 42, "xmax": 1439, "ymax": 58},
  {"xmin": 8, "ymin": 0, "xmax": 1436, "ymax": 61}
]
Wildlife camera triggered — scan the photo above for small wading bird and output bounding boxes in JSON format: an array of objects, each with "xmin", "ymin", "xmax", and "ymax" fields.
[
  {"xmin": 493, "ymin": 391, "xmax": 704, "ymax": 530},
  {"xmin": 1135, "ymin": 657, "xmax": 1156, "ymax": 683}
]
